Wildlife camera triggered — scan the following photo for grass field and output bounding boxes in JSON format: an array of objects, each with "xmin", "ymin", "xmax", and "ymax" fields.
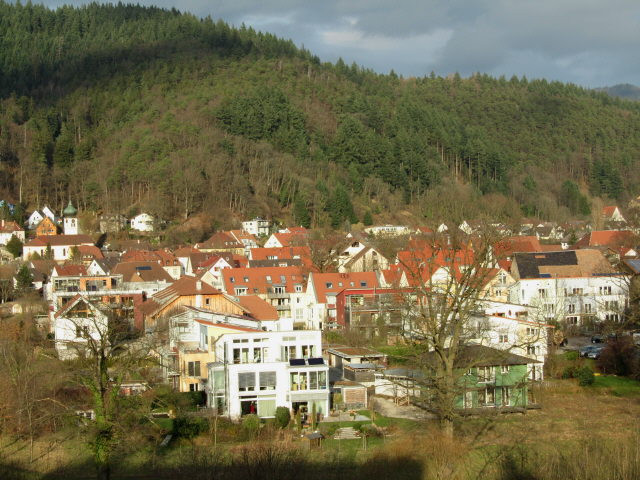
[{"xmin": 591, "ymin": 374, "xmax": 640, "ymax": 396}]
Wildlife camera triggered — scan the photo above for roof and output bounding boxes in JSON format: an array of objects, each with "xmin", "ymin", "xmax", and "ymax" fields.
[
  {"xmin": 25, "ymin": 234, "xmax": 93, "ymax": 247},
  {"xmin": 249, "ymin": 246, "xmax": 311, "ymax": 261},
  {"xmin": 91, "ymin": 257, "xmax": 119, "ymax": 273},
  {"xmin": 434, "ymin": 345, "xmax": 539, "ymax": 368},
  {"xmin": 62, "ymin": 201, "xmax": 77, "ymax": 217},
  {"xmin": 194, "ymin": 318, "xmax": 262, "ymax": 332},
  {"xmin": 602, "ymin": 206, "xmax": 619, "ymax": 218},
  {"xmin": 574, "ymin": 230, "xmax": 636, "ymax": 249},
  {"xmin": 221, "ymin": 266, "xmax": 305, "ymax": 295},
  {"xmin": 269, "ymin": 231, "xmax": 307, "ymax": 247},
  {"xmin": 112, "ymin": 261, "xmax": 174, "ymax": 283},
  {"xmin": 0, "ymin": 220, "xmax": 23, "ymax": 233},
  {"xmin": 623, "ymin": 258, "xmax": 640, "ymax": 274},
  {"xmin": 153, "ymin": 275, "xmax": 221, "ymax": 302},
  {"xmin": 234, "ymin": 295, "xmax": 279, "ymax": 321},
  {"xmin": 311, "ymin": 272, "xmax": 379, "ymax": 303},
  {"xmin": 54, "ymin": 264, "xmax": 88, "ymax": 276},
  {"xmin": 513, "ymin": 249, "xmax": 618, "ymax": 279},
  {"xmin": 326, "ymin": 346, "xmax": 386, "ymax": 358},
  {"xmin": 77, "ymin": 245, "xmax": 104, "ymax": 259},
  {"xmin": 196, "ymin": 232, "xmax": 243, "ymax": 250}
]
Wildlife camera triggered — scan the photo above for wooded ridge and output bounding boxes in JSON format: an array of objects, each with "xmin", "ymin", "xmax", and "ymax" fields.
[{"xmin": 1, "ymin": 1, "xmax": 639, "ymax": 234}]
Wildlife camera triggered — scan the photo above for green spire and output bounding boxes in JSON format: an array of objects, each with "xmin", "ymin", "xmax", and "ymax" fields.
[{"xmin": 63, "ymin": 200, "xmax": 77, "ymax": 217}]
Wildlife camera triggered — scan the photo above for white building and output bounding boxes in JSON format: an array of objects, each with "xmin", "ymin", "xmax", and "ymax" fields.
[
  {"xmin": 206, "ymin": 329, "xmax": 329, "ymax": 419},
  {"xmin": 26, "ymin": 206, "xmax": 57, "ymax": 230},
  {"xmin": 53, "ymin": 296, "xmax": 109, "ymax": 360},
  {"xmin": 241, "ymin": 218, "xmax": 270, "ymax": 237},
  {"xmin": 130, "ymin": 213, "xmax": 155, "ymax": 232},
  {"xmin": 509, "ymin": 250, "xmax": 629, "ymax": 325},
  {"xmin": 62, "ymin": 201, "xmax": 79, "ymax": 235},
  {"xmin": 23, "ymin": 234, "xmax": 94, "ymax": 261},
  {"xmin": 0, "ymin": 220, "xmax": 25, "ymax": 245},
  {"xmin": 363, "ymin": 225, "xmax": 410, "ymax": 237}
]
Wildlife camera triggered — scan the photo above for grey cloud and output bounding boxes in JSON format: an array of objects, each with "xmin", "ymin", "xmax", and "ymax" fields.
[{"xmin": 37, "ymin": 0, "xmax": 640, "ymax": 86}]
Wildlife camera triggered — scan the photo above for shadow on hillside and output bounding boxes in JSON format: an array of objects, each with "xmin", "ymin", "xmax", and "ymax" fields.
[{"xmin": 35, "ymin": 453, "xmax": 424, "ymax": 480}]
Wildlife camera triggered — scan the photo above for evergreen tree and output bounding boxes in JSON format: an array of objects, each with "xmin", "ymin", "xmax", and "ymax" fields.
[
  {"xmin": 363, "ymin": 211, "xmax": 373, "ymax": 226},
  {"xmin": 293, "ymin": 196, "xmax": 311, "ymax": 228},
  {"xmin": 6, "ymin": 234, "xmax": 23, "ymax": 258},
  {"xmin": 15, "ymin": 264, "xmax": 33, "ymax": 294}
]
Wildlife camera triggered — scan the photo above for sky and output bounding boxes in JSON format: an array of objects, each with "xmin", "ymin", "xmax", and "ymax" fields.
[{"xmin": 41, "ymin": 0, "xmax": 640, "ymax": 88}]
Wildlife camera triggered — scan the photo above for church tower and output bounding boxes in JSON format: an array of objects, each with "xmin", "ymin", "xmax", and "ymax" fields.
[{"xmin": 63, "ymin": 201, "xmax": 78, "ymax": 235}]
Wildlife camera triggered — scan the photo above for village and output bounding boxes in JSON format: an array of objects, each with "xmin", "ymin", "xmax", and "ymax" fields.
[{"xmin": 0, "ymin": 199, "xmax": 639, "ymax": 457}]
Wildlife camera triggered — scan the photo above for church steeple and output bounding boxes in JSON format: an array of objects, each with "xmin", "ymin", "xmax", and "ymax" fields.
[{"xmin": 63, "ymin": 201, "xmax": 78, "ymax": 234}]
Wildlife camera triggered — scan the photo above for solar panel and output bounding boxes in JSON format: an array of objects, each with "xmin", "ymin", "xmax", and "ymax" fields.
[
  {"xmin": 307, "ymin": 357, "xmax": 324, "ymax": 365},
  {"xmin": 289, "ymin": 359, "xmax": 306, "ymax": 366},
  {"xmin": 135, "ymin": 266, "xmax": 152, "ymax": 271}
]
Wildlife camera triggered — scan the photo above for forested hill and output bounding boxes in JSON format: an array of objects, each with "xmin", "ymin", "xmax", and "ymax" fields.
[{"xmin": 1, "ymin": 2, "xmax": 640, "ymax": 236}]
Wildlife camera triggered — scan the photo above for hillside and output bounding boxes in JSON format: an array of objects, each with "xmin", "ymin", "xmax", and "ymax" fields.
[
  {"xmin": 1, "ymin": 2, "xmax": 640, "ymax": 236},
  {"xmin": 597, "ymin": 84, "xmax": 640, "ymax": 101}
]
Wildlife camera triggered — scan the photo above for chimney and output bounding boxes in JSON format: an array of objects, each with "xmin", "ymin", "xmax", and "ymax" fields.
[{"xmin": 196, "ymin": 280, "xmax": 202, "ymax": 291}]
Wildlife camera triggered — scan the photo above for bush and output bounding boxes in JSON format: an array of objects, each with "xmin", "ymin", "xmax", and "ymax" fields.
[
  {"xmin": 242, "ymin": 414, "xmax": 261, "ymax": 438},
  {"xmin": 274, "ymin": 406, "xmax": 290, "ymax": 429},
  {"xmin": 173, "ymin": 416, "xmax": 209, "ymax": 439},
  {"xmin": 360, "ymin": 423, "xmax": 382, "ymax": 437},
  {"xmin": 564, "ymin": 350, "xmax": 579, "ymax": 361},
  {"xmin": 576, "ymin": 366, "xmax": 595, "ymax": 386}
]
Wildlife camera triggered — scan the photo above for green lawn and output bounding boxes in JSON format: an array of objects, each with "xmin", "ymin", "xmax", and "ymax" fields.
[{"xmin": 591, "ymin": 375, "xmax": 640, "ymax": 397}]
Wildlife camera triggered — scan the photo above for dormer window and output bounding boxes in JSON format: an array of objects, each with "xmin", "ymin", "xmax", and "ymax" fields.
[
  {"xmin": 360, "ymin": 282, "xmax": 367, "ymax": 287},
  {"xmin": 326, "ymin": 282, "xmax": 333, "ymax": 288},
  {"xmin": 266, "ymin": 275, "xmax": 272, "ymax": 283},
  {"xmin": 230, "ymin": 277, "xmax": 235, "ymax": 283}
]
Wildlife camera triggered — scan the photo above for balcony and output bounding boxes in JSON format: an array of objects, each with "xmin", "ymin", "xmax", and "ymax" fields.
[
  {"xmin": 267, "ymin": 292, "xmax": 290, "ymax": 299},
  {"xmin": 275, "ymin": 304, "xmax": 290, "ymax": 311}
]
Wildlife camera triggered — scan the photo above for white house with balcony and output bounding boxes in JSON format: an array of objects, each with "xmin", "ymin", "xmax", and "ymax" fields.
[
  {"xmin": 241, "ymin": 218, "xmax": 271, "ymax": 237},
  {"xmin": 206, "ymin": 329, "xmax": 329, "ymax": 420}
]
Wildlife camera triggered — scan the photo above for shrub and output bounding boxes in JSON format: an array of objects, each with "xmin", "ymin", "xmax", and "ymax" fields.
[
  {"xmin": 242, "ymin": 414, "xmax": 261, "ymax": 438},
  {"xmin": 576, "ymin": 366, "xmax": 595, "ymax": 386},
  {"xmin": 564, "ymin": 350, "xmax": 579, "ymax": 361},
  {"xmin": 274, "ymin": 406, "xmax": 290, "ymax": 429},
  {"xmin": 360, "ymin": 423, "xmax": 382, "ymax": 438},
  {"xmin": 173, "ymin": 416, "xmax": 209, "ymax": 439}
]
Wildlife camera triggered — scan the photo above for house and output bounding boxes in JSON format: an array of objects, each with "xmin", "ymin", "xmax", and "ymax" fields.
[
  {"xmin": 130, "ymin": 213, "xmax": 155, "ymax": 232},
  {"xmin": 221, "ymin": 266, "xmax": 306, "ymax": 319},
  {"xmin": 87, "ymin": 258, "xmax": 121, "ymax": 276},
  {"xmin": 334, "ymin": 287, "xmax": 407, "ymax": 337},
  {"xmin": 573, "ymin": 230, "xmax": 636, "ymax": 250},
  {"xmin": 325, "ymin": 345, "xmax": 387, "ymax": 373},
  {"xmin": 363, "ymin": 225, "xmax": 410, "ymax": 237},
  {"xmin": 111, "ymin": 261, "xmax": 174, "ymax": 284},
  {"xmin": 374, "ymin": 345, "xmax": 537, "ymax": 411},
  {"xmin": 26, "ymin": 206, "xmax": 56, "ymax": 230},
  {"xmin": 241, "ymin": 218, "xmax": 271, "ymax": 237},
  {"xmin": 248, "ymin": 246, "xmax": 311, "ymax": 268},
  {"xmin": 228, "ymin": 229, "xmax": 259, "ymax": 249},
  {"xmin": 53, "ymin": 296, "xmax": 110, "ymax": 360},
  {"xmin": 121, "ymin": 249, "xmax": 182, "ymax": 279},
  {"xmin": 305, "ymin": 272, "xmax": 379, "ymax": 329},
  {"xmin": 377, "ymin": 265, "xmax": 409, "ymax": 288},
  {"xmin": 509, "ymin": 249, "xmax": 629, "ymax": 325},
  {"xmin": 264, "ymin": 229, "xmax": 308, "ymax": 248},
  {"xmin": 22, "ymin": 235, "xmax": 94, "ymax": 261},
  {"xmin": 332, "ymin": 381, "xmax": 368, "ymax": 410},
  {"xmin": 35, "ymin": 216, "xmax": 59, "ymax": 236},
  {"xmin": 602, "ymin": 206, "xmax": 626, "ymax": 224},
  {"xmin": 194, "ymin": 255, "xmax": 233, "ymax": 289},
  {"xmin": 337, "ymin": 239, "xmax": 389, "ymax": 273},
  {"xmin": 75, "ymin": 245, "xmax": 104, "ymax": 264},
  {"xmin": 0, "ymin": 220, "xmax": 25, "ymax": 245},
  {"xmin": 195, "ymin": 232, "xmax": 245, "ymax": 255},
  {"xmin": 206, "ymin": 329, "xmax": 329, "ymax": 420}
]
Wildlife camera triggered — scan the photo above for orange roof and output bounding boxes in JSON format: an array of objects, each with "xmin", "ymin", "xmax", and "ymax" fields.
[
  {"xmin": 270, "ymin": 231, "xmax": 307, "ymax": 247},
  {"xmin": 602, "ymin": 206, "xmax": 618, "ymax": 218},
  {"xmin": 380, "ymin": 265, "xmax": 405, "ymax": 285},
  {"xmin": 0, "ymin": 220, "xmax": 23, "ymax": 233},
  {"xmin": 77, "ymin": 245, "xmax": 104, "ymax": 259},
  {"xmin": 250, "ymin": 246, "xmax": 311, "ymax": 261},
  {"xmin": 196, "ymin": 232, "xmax": 243, "ymax": 250},
  {"xmin": 112, "ymin": 261, "xmax": 174, "ymax": 283},
  {"xmin": 311, "ymin": 272, "xmax": 379, "ymax": 303},
  {"xmin": 397, "ymin": 241, "xmax": 475, "ymax": 286},
  {"xmin": 286, "ymin": 226, "xmax": 308, "ymax": 234},
  {"xmin": 574, "ymin": 230, "xmax": 636, "ymax": 249},
  {"xmin": 222, "ymin": 266, "xmax": 305, "ymax": 295},
  {"xmin": 494, "ymin": 236, "xmax": 542, "ymax": 257},
  {"xmin": 235, "ymin": 295, "xmax": 279, "ymax": 321}
]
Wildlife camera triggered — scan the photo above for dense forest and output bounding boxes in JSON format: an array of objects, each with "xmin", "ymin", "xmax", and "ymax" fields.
[{"xmin": 1, "ymin": 2, "xmax": 640, "ymax": 234}]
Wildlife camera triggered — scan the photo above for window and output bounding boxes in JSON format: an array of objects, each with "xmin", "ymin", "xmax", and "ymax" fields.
[
  {"xmin": 537, "ymin": 289, "xmax": 547, "ymax": 298},
  {"xmin": 360, "ymin": 281, "xmax": 367, "ymax": 287},
  {"xmin": 189, "ymin": 383, "xmax": 199, "ymax": 392},
  {"xmin": 501, "ymin": 365, "xmax": 510, "ymax": 374},
  {"xmin": 230, "ymin": 277, "xmax": 235, "ymax": 283},
  {"xmin": 584, "ymin": 304, "xmax": 592, "ymax": 313},
  {"xmin": 238, "ymin": 372, "xmax": 256, "ymax": 392},
  {"xmin": 266, "ymin": 275, "xmax": 272, "ymax": 283},
  {"xmin": 259, "ymin": 371, "xmax": 276, "ymax": 391},
  {"xmin": 233, "ymin": 348, "xmax": 249, "ymax": 364},
  {"xmin": 566, "ymin": 316, "xmax": 578, "ymax": 325},
  {"xmin": 478, "ymin": 387, "xmax": 495, "ymax": 406},
  {"xmin": 478, "ymin": 366, "xmax": 494, "ymax": 382},
  {"xmin": 498, "ymin": 334, "xmax": 509, "ymax": 343},
  {"xmin": 205, "ymin": 298, "xmax": 211, "ymax": 306},
  {"xmin": 253, "ymin": 348, "xmax": 262, "ymax": 363},
  {"xmin": 295, "ymin": 284, "xmax": 303, "ymax": 292},
  {"xmin": 187, "ymin": 361, "xmax": 201, "ymax": 377},
  {"xmin": 501, "ymin": 387, "xmax": 511, "ymax": 406},
  {"xmin": 243, "ymin": 276, "xmax": 249, "ymax": 282},
  {"xmin": 290, "ymin": 372, "xmax": 307, "ymax": 390},
  {"xmin": 301, "ymin": 345, "xmax": 315, "ymax": 358},
  {"xmin": 543, "ymin": 304, "xmax": 554, "ymax": 313},
  {"xmin": 567, "ymin": 304, "xmax": 575, "ymax": 314},
  {"xmin": 600, "ymin": 286, "xmax": 612, "ymax": 295},
  {"xmin": 75, "ymin": 325, "xmax": 90, "ymax": 338},
  {"xmin": 274, "ymin": 286, "xmax": 285, "ymax": 294},
  {"xmin": 605, "ymin": 300, "xmax": 619, "ymax": 310},
  {"xmin": 571, "ymin": 288, "xmax": 584, "ymax": 296},
  {"xmin": 526, "ymin": 327, "xmax": 539, "ymax": 336},
  {"xmin": 527, "ymin": 345, "xmax": 538, "ymax": 355},
  {"xmin": 325, "ymin": 282, "xmax": 333, "ymax": 288},
  {"xmin": 605, "ymin": 313, "xmax": 620, "ymax": 322},
  {"xmin": 283, "ymin": 345, "xmax": 297, "ymax": 360},
  {"xmin": 235, "ymin": 287, "xmax": 248, "ymax": 295}
]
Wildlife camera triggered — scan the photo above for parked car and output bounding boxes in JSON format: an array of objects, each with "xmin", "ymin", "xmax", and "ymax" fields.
[
  {"xmin": 586, "ymin": 345, "xmax": 605, "ymax": 359},
  {"xmin": 580, "ymin": 345, "xmax": 598, "ymax": 357},
  {"xmin": 591, "ymin": 335, "xmax": 605, "ymax": 344}
]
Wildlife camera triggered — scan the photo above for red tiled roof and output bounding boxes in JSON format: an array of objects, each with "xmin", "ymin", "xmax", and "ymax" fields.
[
  {"xmin": 25, "ymin": 234, "xmax": 93, "ymax": 247},
  {"xmin": 196, "ymin": 232, "xmax": 243, "ymax": 250},
  {"xmin": 574, "ymin": 230, "xmax": 636, "ymax": 249},
  {"xmin": 77, "ymin": 245, "xmax": 104, "ymax": 259},
  {"xmin": 54, "ymin": 264, "xmax": 88, "ymax": 276},
  {"xmin": 222, "ymin": 266, "xmax": 305, "ymax": 295},
  {"xmin": 269, "ymin": 231, "xmax": 307, "ymax": 247},
  {"xmin": 311, "ymin": 272, "xmax": 379, "ymax": 303},
  {"xmin": 153, "ymin": 275, "xmax": 221, "ymax": 302},
  {"xmin": 494, "ymin": 236, "xmax": 542, "ymax": 257},
  {"xmin": 0, "ymin": 220, "xmax": 23, "ymax": 233},
  {"xmin": 249, "ymin": 246, "xmax": 311, "ymax": 261},
  {"xmin": 602, "ymin": 206, "xmax": 618, "ymax": 218}
]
